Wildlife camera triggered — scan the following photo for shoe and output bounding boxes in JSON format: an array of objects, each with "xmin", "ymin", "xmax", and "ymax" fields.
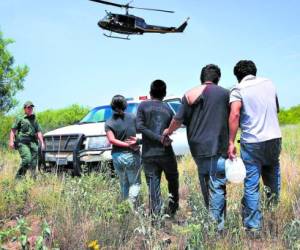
[{"xmin": 165, "ymin": 206, "xmax": 179, "ymax": 218}]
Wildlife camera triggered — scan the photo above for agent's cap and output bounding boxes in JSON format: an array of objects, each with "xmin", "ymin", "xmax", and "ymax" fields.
[{"xmin": 23, "ymin": 101, "xmax": 35, "ymax": 108}]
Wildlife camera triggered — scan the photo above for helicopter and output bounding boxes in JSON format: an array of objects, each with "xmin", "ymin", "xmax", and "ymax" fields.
[{"xmin": 89, "ymin": 0, "xmax": 189, "ymax": 40}]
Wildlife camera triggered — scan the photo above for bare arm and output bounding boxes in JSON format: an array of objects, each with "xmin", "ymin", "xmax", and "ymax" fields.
[
  {"xmin": 228, "ymin": 101, "xmax": 242, "ymax": 159},
  {"xmin": 37, "ymin": 131, "xmax": 45, "ymax": 150},
  {"xmin": 106, "ymin": 130, "xmax": 135, "ymax": 148},
  {"xmin": 9, "ymin": 129, "xmax": 17, "ymax": 150},
  {"xmin": 163, "ymin": 118, "xmax": 182, "ymax": 136}
]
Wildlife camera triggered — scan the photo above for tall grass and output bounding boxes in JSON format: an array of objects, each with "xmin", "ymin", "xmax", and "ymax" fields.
[{"xmin": 0, "ymin": 125, "xmax": 299, "ymax": 249}]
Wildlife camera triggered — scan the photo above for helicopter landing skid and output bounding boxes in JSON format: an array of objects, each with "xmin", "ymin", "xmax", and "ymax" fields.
[{"xmin": 103, "ymin": 33, "xmax": 130, "ymax": 40}]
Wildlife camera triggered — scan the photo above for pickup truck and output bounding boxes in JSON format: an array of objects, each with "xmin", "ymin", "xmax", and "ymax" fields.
[{"xmin": 41, "ymin": 96, "xmax": 190, "ymax": 175}]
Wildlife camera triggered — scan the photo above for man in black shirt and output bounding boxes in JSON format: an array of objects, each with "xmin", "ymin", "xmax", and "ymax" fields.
[
  {"xmin": 164, "ymin": 65, "xmax": 229, "ymax": 230},
  {"xmin": 136, "ymin": 80, "xmax": 179, "ymax": 216}
]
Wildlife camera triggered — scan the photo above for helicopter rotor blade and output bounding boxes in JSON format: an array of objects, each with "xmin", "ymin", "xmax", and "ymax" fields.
[
  {"xmin": 89, "ymin": 0, "xmax": 125, "ymax": 8},
  {"xmin": 130, "ymin": 6, "xmax": 174, "ymax": 13},
  {"xmin": 90, "ymin": 0, "xmax": 175, "ymax": 13}
]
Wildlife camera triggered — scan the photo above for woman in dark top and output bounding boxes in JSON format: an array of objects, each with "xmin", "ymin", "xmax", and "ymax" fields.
[{"xmin": 105, "ymin": 95, "xmax": 141, "ymax": 206}]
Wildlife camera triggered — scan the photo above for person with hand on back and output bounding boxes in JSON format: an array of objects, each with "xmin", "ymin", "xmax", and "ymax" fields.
[
  {"xmin": 105, "ymin": 95, "xmax": 141, "ymax": 207},
  {"xmin": 136, "ymin": 80, "xmax": 179, "ymax": 216}
]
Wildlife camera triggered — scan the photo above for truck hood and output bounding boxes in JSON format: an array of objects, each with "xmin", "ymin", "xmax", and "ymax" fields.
[{"xmin": 45, "ymin": 123, "xmax": 106, "ymax": 137}]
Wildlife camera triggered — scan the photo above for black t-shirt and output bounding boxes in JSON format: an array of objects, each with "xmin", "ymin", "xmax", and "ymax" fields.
[
  {"xmin": 175, "ymin": 84, "xmax": 229, "ymax": 158},
  {"xmin": 105, "ymin": 112, "xmax": 137, "ymax": 153},
  {"xmin": 136, "ymin": 99, "xmax": 175, "ymax": 158}
]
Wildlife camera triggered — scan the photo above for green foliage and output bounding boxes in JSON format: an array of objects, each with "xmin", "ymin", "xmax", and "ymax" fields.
[
  {"xmin": 36, "ymin": 104, "xmax": 89, "ymax": 132},
  {"xmin": 0, "ymin": 226, "xmax": 17, "ymax": 245},
  {"xmin": 283, "ymin": 219, "xmax": 300, "ymax": 249},
  {"xmin": 0, "ymin": 218, "xmax": 51, "ymax": 250},
  {"xmin": 16, "ymin": 217, "xmax": 31, "ymax": 249},
  {"xmin": 0, "ymin": 178, "xmax": 34, "ymax": 219},
  {"xmin": 34, "ymin": 220, "xmax": 51, "ymax": 250},
  {"xmin": 0, "ymin": 115, "xmax": 14, "ymax": 147},
  {"xmin": 279, "ymin": 105, "xmax": 300, "ymax": 125},
  {"xmin": 0, "ymin": 31, "xmax": 29, "ymax": 114}
]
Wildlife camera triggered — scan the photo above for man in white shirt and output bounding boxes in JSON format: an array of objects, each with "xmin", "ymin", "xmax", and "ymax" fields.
[{"xmin": 228, "ymin": 60, "xmax": 281, "ymax": 232}]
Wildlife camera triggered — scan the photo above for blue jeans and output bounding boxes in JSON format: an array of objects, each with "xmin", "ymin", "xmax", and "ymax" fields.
[
  {"xmin": 112, "ymin": 151, "xmax": 141, "ymax": 204},
  {"xmin": 240, "ymin": 138, "xmax": 281, "ymax": 230},
  {"xmin": 194, "ymin": 155, "xmax": 227, "ymax": 231}
]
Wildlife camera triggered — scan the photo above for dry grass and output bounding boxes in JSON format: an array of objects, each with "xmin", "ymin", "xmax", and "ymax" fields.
[{"xmin": 0, "ymin": 125, "xmax": 300, "ymax": 249}]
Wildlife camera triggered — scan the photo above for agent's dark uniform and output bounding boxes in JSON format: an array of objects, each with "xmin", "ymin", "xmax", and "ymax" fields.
[{"xmin": 12, "ymin": 108, "xmax": 42, "ymax": 178}]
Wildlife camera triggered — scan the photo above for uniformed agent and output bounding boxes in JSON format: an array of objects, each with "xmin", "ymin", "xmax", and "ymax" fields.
[{"xmin": 9, "ymin": 101, "xmax": 45, "ymax": 178}]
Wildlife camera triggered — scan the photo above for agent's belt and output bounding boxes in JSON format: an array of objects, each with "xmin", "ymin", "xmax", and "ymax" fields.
[{"xmin": 18, "ymin": 136, "xmax": 37, "ymax": 144}]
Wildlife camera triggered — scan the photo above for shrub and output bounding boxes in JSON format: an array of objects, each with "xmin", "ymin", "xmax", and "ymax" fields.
[
  {"xmin": 0, "ymin": 178, "xmax": 34, "ymax": 219},
  {"xmin": 0, "ymin": 115, "xmax": 14, "ymax": 147},
  {"xmin": 279, "ymin": 105, "xmax": 300, "ymax": 125},
  {"xmin": 37, "ymin": 104, "xmax": 89, "ymax": 132}
]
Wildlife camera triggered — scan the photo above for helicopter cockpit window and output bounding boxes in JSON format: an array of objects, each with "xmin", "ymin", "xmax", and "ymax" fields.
[
  {"xmin": 118, "ymin": 15, "xmax": 135, "ymax": 28},
  {"xmin": 103, "ymin": 13, "xmax": 115, "ymax": 22}
]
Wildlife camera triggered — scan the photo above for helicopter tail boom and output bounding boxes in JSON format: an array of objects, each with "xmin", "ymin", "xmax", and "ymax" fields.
[
  {"xmin": 140, "ymin": 18, "xmax": 189, "ymax": 34},
  {"xmin": 176, "ymin": 18, "xmax": 189, "ymax": 32}
]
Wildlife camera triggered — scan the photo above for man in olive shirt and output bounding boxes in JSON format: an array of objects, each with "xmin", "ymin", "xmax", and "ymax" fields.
[{"xmin": 9, "ymin": 101, "xmax": 45, "ymax": 178}]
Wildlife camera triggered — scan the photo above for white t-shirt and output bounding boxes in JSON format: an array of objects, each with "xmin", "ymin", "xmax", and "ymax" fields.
[{"xmin": 230, "ymin": 75, "xmax": 281, "ymax": 143}]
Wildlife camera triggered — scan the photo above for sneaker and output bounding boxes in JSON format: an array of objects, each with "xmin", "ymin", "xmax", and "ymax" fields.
[{"xmin": 166, "ymin": 201, "xmax": 179, "ymax": 217}]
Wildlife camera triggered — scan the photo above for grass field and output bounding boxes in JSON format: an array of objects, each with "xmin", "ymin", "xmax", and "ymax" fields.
[{"xmin": 0, "ymin": 125, "xmax": 300, "ymax": 249}]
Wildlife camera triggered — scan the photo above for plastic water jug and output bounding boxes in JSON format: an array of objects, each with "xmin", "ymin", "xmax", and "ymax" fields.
[{"xmin": 225, "ymin": 157, "xmax": 246, "ymax": 183}]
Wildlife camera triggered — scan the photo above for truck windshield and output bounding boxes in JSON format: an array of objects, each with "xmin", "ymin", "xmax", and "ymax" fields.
[{"xmin": 80, "ymin": 103, "xmax": 139, "ymax": 123}]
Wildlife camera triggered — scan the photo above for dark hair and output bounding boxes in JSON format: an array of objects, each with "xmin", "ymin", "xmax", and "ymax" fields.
[
  {"xmin": 200, "ymin": 64, "xmax": 221, "ymax": 84},
  {"xmin": 150, "ymin": 79, "xmax": 166, "ymax": 100},
  {"xmin": 111, "ymin": 95, "xmax": 127, "ymax": 117},
  {"xmin": 234, "ymin": 60, "xmax": 257, "ymax": 82}
]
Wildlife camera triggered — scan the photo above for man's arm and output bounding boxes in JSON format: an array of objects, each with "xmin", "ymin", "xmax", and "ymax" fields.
[
  {"xmin": 37, "ymin": 131, "xmax": 45, "ymax": 150},
  {"xmin": 164, "ymin": 96, "xmax": 188, "ymax": 136},
  {"xmin": 163, "ymin": 118, "xmax": 182, "ymax": 136},
  {"xmin": 228, "ymin": 101, "xmax": 242, "ymax": 160},
  {"xmin": 9, "ymin": 129, "xmax": 17, "ymax": 150},
  {"xmin": 136, "ymin": 105, "xmax": 162, "ymax": 142}
]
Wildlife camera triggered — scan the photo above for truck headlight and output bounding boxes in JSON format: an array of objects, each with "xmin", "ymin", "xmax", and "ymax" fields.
[{"xmin": 85, "ymin": 136, "xmax": 111, "ymax": 150}]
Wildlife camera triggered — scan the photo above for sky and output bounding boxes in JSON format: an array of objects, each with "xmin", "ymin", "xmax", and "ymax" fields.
[{"xmin": 1, "ymin": 0, "xmax": 300, "ymax": 112}]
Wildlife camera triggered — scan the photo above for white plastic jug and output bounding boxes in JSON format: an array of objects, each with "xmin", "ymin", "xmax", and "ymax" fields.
[{"xmin": 225, "ymin": 157, "xmax": 246, "ymax": 184}]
